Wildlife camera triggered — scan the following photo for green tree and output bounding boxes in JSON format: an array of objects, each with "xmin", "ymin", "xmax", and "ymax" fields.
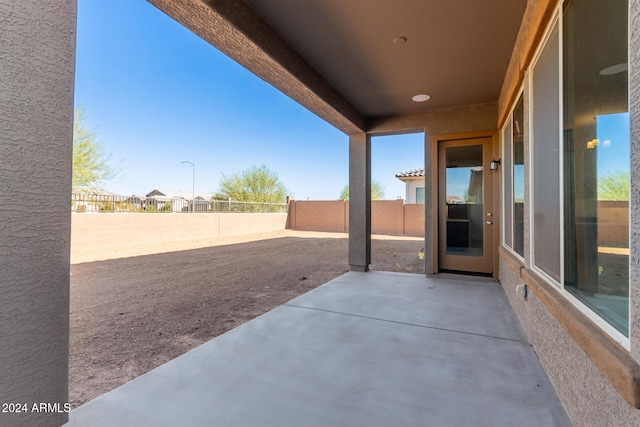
[
  {"xmin": 73, "ymin": 106, "xmax": 115, "ymax": 189},
  {"xmin": 217, "ymin": 164, "xmax": 289, "ymax": 203},
  {"xmin": 598, "ymin": 170, "xmax": 629, "ymax": 201},
  {"xmin": 339, "ymin": 180, "xmax": 386, "ymax": 200}
]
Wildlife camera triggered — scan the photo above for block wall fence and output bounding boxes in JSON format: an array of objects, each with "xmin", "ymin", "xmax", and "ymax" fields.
[
  {"xmin": 286, "ymin": 199, "xmax": 425, "ymax": 237},
  {"xmin": 71, "ymin": 212, "xmax": 288, "ymax": 249},
  {"xmin": 71, "ymin": 200, "xmax": 625, "ymax": 252}
]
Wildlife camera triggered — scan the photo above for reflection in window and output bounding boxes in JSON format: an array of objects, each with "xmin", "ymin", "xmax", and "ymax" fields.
[
  {"xmin": 513, "ymin": 96, "xmax": 524, "ymax": 257},
  {"xmin": 416, "ymin": 187, "xmax": 425, "ymax": 204},
  {"xmin": 445, "ymin": 145, "xmax": 484, "ymax": 257},
  {"xmin": 563, "ymin": 0, "xmax": 629, "ymax": 336}
]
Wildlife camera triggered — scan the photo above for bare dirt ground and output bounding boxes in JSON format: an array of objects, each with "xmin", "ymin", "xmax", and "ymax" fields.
[{"xmin": 70, "ymin": 230, "xmax": 424, "ymax": 407}]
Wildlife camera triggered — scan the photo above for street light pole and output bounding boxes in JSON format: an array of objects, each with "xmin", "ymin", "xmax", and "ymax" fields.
[{"xmin": 181, "ymin": 161, "xmax": 195, "ymax": 212}]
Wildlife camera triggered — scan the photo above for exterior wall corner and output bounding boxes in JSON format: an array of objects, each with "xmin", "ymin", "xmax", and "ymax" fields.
[{"xmin": 0, "ymin": 1, "xmax": 76, "ymax": 426}]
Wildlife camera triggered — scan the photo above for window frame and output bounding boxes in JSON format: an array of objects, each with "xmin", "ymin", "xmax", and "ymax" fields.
[
  {"xmin": 523, "ymin": 3, "xmax": 630, "ymax": 348},
  {"xmin": 415, "ymin": 187, "xmax": 425, "ymax": 204},
  {"xmin": 501, "ymin": 115, "xmax": 513, "ymax": 250},
  {"xmin": 501, "ymin": 91, "xmax": 525, "ymax": 259},
  {"xmin": 528, "ymin": 10, "xmax": 563, "ymax": 286},
  {"xmin": 559, "ymin": 0, "xmax": 631, "ymax": 345}
]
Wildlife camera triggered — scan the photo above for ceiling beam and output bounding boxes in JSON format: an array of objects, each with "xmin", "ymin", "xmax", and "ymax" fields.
[
  {"xmin": 148, "ymin": 0, "xmax": 365, "ymax": 135},
  {"xmin": 366, "ymin": 102, "xmax": 498, "ymax": 137}
]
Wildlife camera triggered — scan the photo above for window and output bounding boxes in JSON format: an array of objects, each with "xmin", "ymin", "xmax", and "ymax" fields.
[
  {"xmin": 512, "ymin": 97, "xmax": 525, "ymax": 256},
  {"xmin": 503, "ymin": 0, "xmax": 630, "ymax": 342},
  {"xmin": 503, "ymin": 116, "xmax": 513, "ymax": 249},
  {"xmin": 416, "ymin": 187, "xmax": 425, "ymax": 204},
  {"xmin": 531, "ymin": 18, "xmax": 561, "ymax": 282},
  {"xmin": 563, "ymin": 0, "xmax": 629, "ymax": 337},
  {"xmin": 503, "ymin": 95, "xmax": 525, "ymax": 257}
]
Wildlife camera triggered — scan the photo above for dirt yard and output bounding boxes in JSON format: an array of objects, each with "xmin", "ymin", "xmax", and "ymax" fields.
[{"xmin": 70, "ymin": 230, "xmax": 425, "ymax": 407}]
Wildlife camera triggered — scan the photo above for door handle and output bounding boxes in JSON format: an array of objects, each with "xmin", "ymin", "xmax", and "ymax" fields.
[{"xmin": 486, "ymin": 221, "xmax": 493, "ymax": 225}]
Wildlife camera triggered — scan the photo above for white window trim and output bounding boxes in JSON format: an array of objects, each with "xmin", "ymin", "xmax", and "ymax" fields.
[
  {"xmin": 501, "ymin": 89, "xmax": 525, "ymax": 262},
  {"xmin": 558, "ymin": 10, "xmax": 565, "ymax": 293},
  {"xmin": 627, "ymin": 1, "xmax": 632, "ymax": 346},
  {"xmin": 525, "ymin": 3, "xmax": 631, "ymax": 349},
  {"xmin": 562, "ymin": 287, "xmax": 630, "ymax": 348},
  {"xmin": 500, "ymin": 118, "xmax": 510, "ymax": 249},
  {"xmin": 528, "ymin": 9, "xmax": 562, "ymax": 286}
]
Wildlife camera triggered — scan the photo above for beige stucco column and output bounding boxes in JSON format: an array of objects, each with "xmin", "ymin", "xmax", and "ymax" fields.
[
  {"xmin": 0, "ymin": 1, "xmax": 75, "ymax": 426},
  {"xmin": 348, "ymin": 133, "xmax": 371, "ymax": 271}
]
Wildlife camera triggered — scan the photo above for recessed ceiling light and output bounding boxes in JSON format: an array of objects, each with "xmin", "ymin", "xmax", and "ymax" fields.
[
  {"xmin": 599, "ymin": 63, "xmax": 628, "ymax": 75},
  {"xmin": 412, "ymin": 94, "xmax": 430, "ymax": 102},
  {"xmin": 393, "ymin": 37, "xmax": 407, "ymax": 45}
]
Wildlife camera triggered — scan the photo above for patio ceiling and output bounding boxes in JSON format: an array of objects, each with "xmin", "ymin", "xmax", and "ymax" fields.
[{"xmin": 149, "ymin": 0, "xmax": 527, "ymax": 134}]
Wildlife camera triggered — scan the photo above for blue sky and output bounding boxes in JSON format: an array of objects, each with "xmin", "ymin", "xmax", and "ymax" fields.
[
  {"xmin": 597, "ymin": 113, "xmax": 630, "ymax": 177},
  {"xmin": 75, "ymin": 0, "xmax": 423, "ymax": 200}
]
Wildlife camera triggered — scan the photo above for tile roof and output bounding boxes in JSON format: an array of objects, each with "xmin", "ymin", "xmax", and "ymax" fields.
[{"xmin": 395, "ymin": 168, "xmax": 425, "ymax": 178}]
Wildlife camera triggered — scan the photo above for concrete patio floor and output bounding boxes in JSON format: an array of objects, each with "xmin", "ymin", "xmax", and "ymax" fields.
[{"xmin": 65, "ymin": 271, "xmax": 572, "ymax": 426}]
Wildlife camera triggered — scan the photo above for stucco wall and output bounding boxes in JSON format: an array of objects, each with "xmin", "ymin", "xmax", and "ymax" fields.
[
  {"xmin": 494, "ymin": 1, "xmax": 640, "ymax": 424},
  {"xmin": 287, "ymin": 200, "xmax": 425, "ymax": 237},
  {"xmin": 598, "ymin": 202, "xmax": 630, "ymax": 248},
  {"xmin": 371, "ymin": 200, "xmax": 405, "ymax": 235},
  {"xmin": 287, "ymin": 200, "xmax": 348, "ymax": 232},
  {"xmin": 500, "ymin": 261, "xmax": 640, "ymax": 427},
  {"xmin": 71, "ymin": 213, "xmax": 288, "ymax": 250},
  {"xmin": 0, "ymin": 1, "xmax": 75, "ymax": 426},
  {"xmin": 403, "ymin": 204, "xmax": 425, "ymax": 237},
  {"xmin": 629, "ymin": 0, "xmax": 640, "ymax": 367}
]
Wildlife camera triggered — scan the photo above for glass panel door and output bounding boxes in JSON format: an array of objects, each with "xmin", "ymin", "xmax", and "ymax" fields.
[
  {"xmin": 438, "ymin": 138, "xmax": 493, "ymax": 274},
  {"xmin": 445, "ymin": 145, "xmax": 484, "ymax": 257}
]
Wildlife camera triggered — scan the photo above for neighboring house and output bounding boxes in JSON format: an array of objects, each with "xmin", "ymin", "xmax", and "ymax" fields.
[
  {"xmin": 396, "ymin": 167, "xmax": 484, "ymax": 205},
  {"xmin": 395, "ymin": 168, "xmax": 425, "ymax": 204},
  {"xmin": 145, "ymin": 189, "xmax": 212, "ymax": 212},
  {"xmin": 145, "ymin": 189, "xmax": 210, "ymax": 200}
]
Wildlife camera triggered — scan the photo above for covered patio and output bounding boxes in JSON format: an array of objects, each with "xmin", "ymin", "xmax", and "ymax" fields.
[
  {"xmin": 4, "ymin": 1, "xmax": 639, "ymax": 426},
  {"xmin": 66, "ymin": 272, "xmax": 570, "ymax": 426}
]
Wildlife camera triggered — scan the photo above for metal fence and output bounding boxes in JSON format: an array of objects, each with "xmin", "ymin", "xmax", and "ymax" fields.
[{"xmin": 71, "ymin": 193, "xmax": 287, "ymax": 213}]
